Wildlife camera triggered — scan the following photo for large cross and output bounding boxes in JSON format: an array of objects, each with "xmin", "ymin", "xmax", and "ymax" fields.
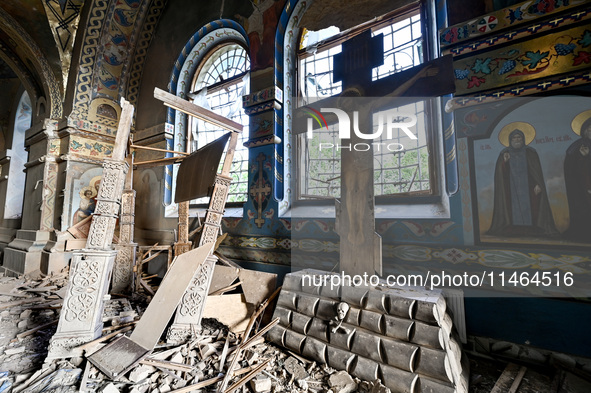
[{"xmin": 308, "ymin": 30, "xmax": 454, "ymax": 277}]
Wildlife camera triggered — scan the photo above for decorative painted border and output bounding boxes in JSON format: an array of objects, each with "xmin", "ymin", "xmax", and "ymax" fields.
[
  {"xmin": 243, "ymin": 86, "xmax": 283, "ymax": 108},
  {"xmin": 222, "ymin": 235, "xmax": 590, "ymax": 272},
  {"xmin": 443, "ymin": 7, "xmax": 591, "ymax": 57},
  {"xmin": 244, "ymin": 101, "xmax": 278, "ymax": 115},
  {"xmin": 70, "ymin": 0, "xmax": 109, "ymax": 124},
  {"xmin": 452, "ymin": 24, "xmax": 591, "ymax": 95},
  {"xmin": 447, "ymin": 69, "xmax": 591, "ymax": 111},
  {"xmin": 275, "ymin": 0, "xmax": 312, "ymax": 213},
  {"xmin": 69, "ymin": 137, "xmax": 114, "ymax": 158},
  {"xmin": 440, "ymin": 0, "xmax": 588, "ymax": 48},
  {"xmin": 243, "ymin": 135, "xmax": 281, "ymax": 148},
  {"xmin": 126, "ymin": 0, "xmax": 167, "ymax": 110}
]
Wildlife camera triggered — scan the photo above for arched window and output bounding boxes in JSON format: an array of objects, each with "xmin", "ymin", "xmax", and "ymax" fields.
[
  {"xmin": 5, "ymin": 91, "xmax": 30, "ymax": 219},
  {"xmin": 166, "ymin": 21, "xmax": 250, "ymax": 212},
  {"xmin": 188, "ymin": 43, "xmax": 250, "ymax": 203}
]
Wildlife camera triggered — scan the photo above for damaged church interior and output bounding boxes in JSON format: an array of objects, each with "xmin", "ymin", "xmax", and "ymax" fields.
[{"xmin": 0, "ymin": 0, "xmax": 590, "ymax": 391}]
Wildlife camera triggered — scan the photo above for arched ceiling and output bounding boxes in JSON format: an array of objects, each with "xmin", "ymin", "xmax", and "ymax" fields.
[{"xmin": 0, "ymin": 0, "xmax": 63, "ymax": 88}]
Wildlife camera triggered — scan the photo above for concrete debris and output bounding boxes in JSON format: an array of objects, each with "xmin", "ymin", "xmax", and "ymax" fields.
[
  {"xmin": 369, "ymin": 379, "xmax": 391, "ymax": 393},
  {"xmin": 2, "ymin": 266, "xmax": 591, "ymax": 393},
  {"xmin": 328, "ymin": 371, "xmax": 357, "ymax": 393},
  {"xmin": 283, "ymin": 356, "xmax": 309, "ymax": 380},
  {"xmin": 250, "ymin": 375, "xmax": 272, "ymax": 392}
]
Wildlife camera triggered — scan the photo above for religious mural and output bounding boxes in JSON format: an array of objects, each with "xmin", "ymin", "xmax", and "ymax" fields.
[
  {"xmin": 67, "ymin": 166, "xmax": 103, "ymax": 228},
  {"xmin": 473, "ymin": 96, "xmax": 591, "ymax": 246}
]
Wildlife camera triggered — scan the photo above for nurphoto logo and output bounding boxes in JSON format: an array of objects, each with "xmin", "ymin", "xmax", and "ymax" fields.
[{"xmin": 303, "ymin": 106, "xmax": 418, "ymax": 152}]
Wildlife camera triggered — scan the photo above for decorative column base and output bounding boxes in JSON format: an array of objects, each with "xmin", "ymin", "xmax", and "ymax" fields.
[
  {"xmin": 3, "ymin": 230, "xmax": 50, "ymax": 277},
  {"xmin": 166, "ymin": 255, "xmax": 217, "ymax": 344},
  {"xmin": 41, "ymin": 238, "xmax": 72, "ymax": 275},
  {"xmin": 112, "ymin": 244, "xmax": 136, "ymax": 293},
  {"xmin": 47, "ymin": 249, "xmax": 117, "ymax": 359}
]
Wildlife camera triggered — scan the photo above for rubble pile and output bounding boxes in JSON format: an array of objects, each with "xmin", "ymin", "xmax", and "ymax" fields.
[{"xmin": 0, "ymin": 270, "xmax": 392, "ymax": 393}]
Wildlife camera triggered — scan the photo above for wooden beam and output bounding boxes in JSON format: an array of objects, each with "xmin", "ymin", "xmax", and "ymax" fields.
[
  {"xmin": 134, "ymin": 156, "xmax": 185, "ymax": 169},
  {"xmin": 154, "ymin": 88, "xmax": 243, "ymax": 133},
  {"xmin": 130, "ymin": 144, "xmax": 189, "ymax": 156},
  {"xmin": 491, "ymin": 363, "xmax": 527, "ymax": 393}
]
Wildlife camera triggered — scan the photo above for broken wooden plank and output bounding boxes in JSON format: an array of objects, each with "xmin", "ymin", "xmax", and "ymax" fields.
[
  {"xmin": 139, "ymin": 279, "xmax": 155, "ymax": 296},
  {"xmin": 203, "ymin": 294, "xmax": 253, "ymax": 334},
  {"xmin": 16, "ymin": 320, "xmax": 58, "ymax": 340},
  {"xmin": 140, "ymin": 359, "xmax": 194, "ymax": 373},
  {"xmin": 214, "ymin": 252, "xmax": 242, "ymax": 269},
  {"xmin": 154, "ymin": 87, "xmax": 243, "ymax": 133},
  {"xmin": 223, "ymin": 358, "xmax": 271, "ymax": 393},
  {"xmin": 508, "ymin": 366, "xmax": 527, "ymax": 393},
  {"xmin": 130, "ymin": 144, "xmax": 189, "ymax": 156},
  {"xmin": 218, "ymin": 318, "xmax": 279, "ymax": 392},
  {"xmin": 210, "ymin": 282, "xmax": 243, "ymax": 296},
  {"xmin": 0, "ymin": 297, "xmax": 45, "ymax": 310},
  {"xmin": 491, "ymin": 363, "xmax": 526, "ymax": 393}
]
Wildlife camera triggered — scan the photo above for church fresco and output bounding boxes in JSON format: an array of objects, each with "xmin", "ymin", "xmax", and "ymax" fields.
[
  {"xmin": 65, "ymin": 165, "xmax": 103, "ymax": 229},
  {"xmin": 472, "ymin": 96, "xmax": 591, "ymax": 246}
]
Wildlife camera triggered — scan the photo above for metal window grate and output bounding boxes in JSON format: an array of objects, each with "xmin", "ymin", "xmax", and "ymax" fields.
[
  {"xmin": 190, "ymin": 45, "xmax": 249, "ymax": 203},
  {"xmin": 297, "ymin": 13, "xmax": 429, "ymax": 200}
]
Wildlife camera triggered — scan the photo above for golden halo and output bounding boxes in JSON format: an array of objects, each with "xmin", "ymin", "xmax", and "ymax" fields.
[
  {"xmin": 90, "ymin": 175, "xmax": 102, "ymax": 190},
  {"xmin": 79, "ymin": 186, "xmax": 97, "ymax": 199},
  {"xmin": 498, "ymin": 122, "xmax": 536, "ymax": 147},
  {"xmin": 571, "ymin": 109, "xmax": 591, "ymax": 136}
]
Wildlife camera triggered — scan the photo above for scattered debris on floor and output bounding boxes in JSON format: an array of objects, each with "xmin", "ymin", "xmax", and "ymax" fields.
[{"xmin": 1, "ymin": 268, "xmax": 591, "ymax": 393}]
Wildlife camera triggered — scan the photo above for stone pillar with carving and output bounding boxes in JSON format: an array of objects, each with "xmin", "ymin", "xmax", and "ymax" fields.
[
  {"xmin": 47, "ymin": 99, "xmax": 134, "ymax": 359},
  {"xmin": 3, "ymin": 119, "xmax": 60, "ymax": 277},
  {"xmin": 111, "ymin": 153, "xmax": 136, "ymax": 294},
  {"xmin": 173, "ymin": 201, "xmax": 191, "ymax": 255},
  {"xmin": 166, "ymin": 174, "xmax": 231, "ymax": 343}
]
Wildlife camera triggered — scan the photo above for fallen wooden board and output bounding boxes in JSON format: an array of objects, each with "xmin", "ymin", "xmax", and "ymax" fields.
[
  {"xmin": 491, "ymin": 363, "xmax": 527, "ymax": 393},
  {"xmin": 238, "ymin": 269, "xmax": 277, "ymax": 306},
  {"xmin": 208, "ymin": 265, "xmax": 240, "ymax": 295},
  {"xmin": 203, "ymin": 294, "xmax": 253, "ymax": 334},
  {"xmin": 88, "ymin": 242, "xmax": 215, "ymax": 379}
]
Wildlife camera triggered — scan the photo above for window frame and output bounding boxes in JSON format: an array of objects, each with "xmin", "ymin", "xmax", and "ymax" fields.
[
  {"xmin": 186, "ymin": 41, "xmax": 251, "ymax": 209},
  {"xmin": 292, "ymin": 2, "xmax": 445, "ymax": 208}
]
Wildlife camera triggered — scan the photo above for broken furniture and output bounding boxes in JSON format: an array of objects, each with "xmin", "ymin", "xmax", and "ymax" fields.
[
  {"xmin": 134, "ymin": 244, "xmax": 173, "ymax": 293},
  {"xmin": 269, "ymin": 270, "xmax": 469, "ymax": 393}
]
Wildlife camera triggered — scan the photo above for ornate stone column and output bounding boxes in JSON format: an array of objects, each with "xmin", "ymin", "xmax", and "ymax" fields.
[
  {"xmin": 47, "ymin": 99, "xmax": 133, "ymax": 359},
  {"xmin": 166, "ymin": 174, "xmax": 230, "ymax": 344},
  {"xmin": 3, "ymin": 119, "xmax": 60, "ymax": 277}
]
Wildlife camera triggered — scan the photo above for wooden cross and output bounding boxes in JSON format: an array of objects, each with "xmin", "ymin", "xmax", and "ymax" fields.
[
  {"xmin": 250, "ymin": 152, "xmax": 272, "ymax": 228},
  {"xmin": 309, "ymin": 30, "xmax": 454, "ymax": 277}
]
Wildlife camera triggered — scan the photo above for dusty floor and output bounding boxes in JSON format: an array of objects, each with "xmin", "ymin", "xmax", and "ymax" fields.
[{"xmin": 1, "ymin": 273, "xmax": 591, "ymax": 393}]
